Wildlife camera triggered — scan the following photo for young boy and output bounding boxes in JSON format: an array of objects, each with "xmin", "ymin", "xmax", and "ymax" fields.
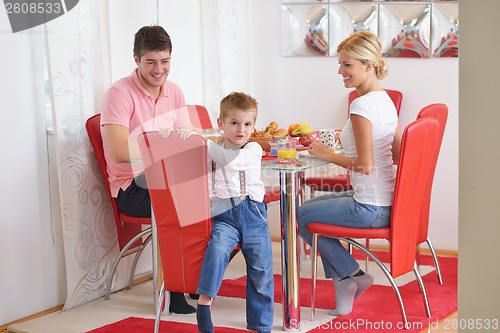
[{"xmin": 196, "ymin": 92, "xmax": 274, "ymax": 333}]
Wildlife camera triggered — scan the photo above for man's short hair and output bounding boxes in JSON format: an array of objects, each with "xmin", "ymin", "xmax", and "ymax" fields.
[{"xmin": 133, "ymin": 25, "xmax": 172, "ymax": 59}]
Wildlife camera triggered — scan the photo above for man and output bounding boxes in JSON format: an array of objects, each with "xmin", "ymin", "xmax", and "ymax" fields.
[{"xmin": 101, "ymin": 25, "xmax": 196, "ymax": 314}]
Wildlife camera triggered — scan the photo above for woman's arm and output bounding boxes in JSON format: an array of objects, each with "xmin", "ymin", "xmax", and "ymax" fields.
[
  {"xmin": 308, "ymin": 114, "xmax": 374, "ymax": 175},
  {"xmin": 391, "ymin": 124, "xmax": 402, "ymax": 165},
  {"xmin": 350, "ymin": 114, "xmax": 374, "ymax": 174}
]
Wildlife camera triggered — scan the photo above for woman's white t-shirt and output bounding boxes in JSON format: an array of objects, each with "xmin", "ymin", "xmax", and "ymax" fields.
[{"xmin": 340, "ymin": 90, "xmax": 398, "ymax": 206}]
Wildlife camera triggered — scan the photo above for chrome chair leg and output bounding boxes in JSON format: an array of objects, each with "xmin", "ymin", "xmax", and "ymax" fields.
[
  {"xmin": 127, "ymin": 233, "xmax": 153, "ymax": 289},
  {"xmin": 104, "ymin": 227, "xmax": 153, "ymax": 300},
  {"xmin": 311, "ymin": 233, "xmax": 318, "ymax": 321},
  {"xmin": 413, "ymin": 261, "xmax": 432, "ymax": 317},
  {"xmin": 299, "ymin": 235, "xmax": 308, "ymax": 261},
  {"xmin": 299, "ymin": 171, "xmax": 306, "ymax": 206},
  {"xmin": 337, "ymin": 237, "xmax": 409, "ymax": 328},
  {"xmin": 426, "ymin": 237, "xmax": 444, "ymax": 284},
  {"xmin": 154, "ymin": 281, "xmax": 165, "ymax": 333},
  {"xmin": 364, "ymin": 238, "xmax": 369, "ymax": 273},
  {"xmin": 310, "ymin": 187, "xmax": 316, "ymax": 199}
]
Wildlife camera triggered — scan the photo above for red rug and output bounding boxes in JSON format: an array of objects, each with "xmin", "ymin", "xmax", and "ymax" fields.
[
  {"xmin": 219, "ymin": 250, "xmax": 457, "ymax": 333},
  {"xmin": 86, "ymin": 317, "xmax": 249, "ymax": 332},
  {"xmin": 87, "ymin": 251, "xmax": 456, "ymax": 333}
]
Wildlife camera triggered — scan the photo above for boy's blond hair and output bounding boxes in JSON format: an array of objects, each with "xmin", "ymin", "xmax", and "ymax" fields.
[{"xmin": 219, "ymin": 92, "xmax": 258, "ymax": 120}]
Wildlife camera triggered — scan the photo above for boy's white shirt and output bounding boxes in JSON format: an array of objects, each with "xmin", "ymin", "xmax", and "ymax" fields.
[{"xmin": 207, "ymin": 140, "xmax": 265, "ymax": 202}]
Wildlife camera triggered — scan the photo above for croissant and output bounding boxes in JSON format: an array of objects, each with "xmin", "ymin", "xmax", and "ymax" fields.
[{"xmin": 273, "ymin": 129, "xmax": 288, "ymax": 137}]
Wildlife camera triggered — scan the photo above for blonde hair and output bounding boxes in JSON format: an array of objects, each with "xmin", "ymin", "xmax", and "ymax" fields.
[
  {"xmin": 219, "ymin": 92, "xmax": 258, "ymax": 120},
  {"xmin": 337, "ymin": 31, "xmax": 388, "ymax": 80}
]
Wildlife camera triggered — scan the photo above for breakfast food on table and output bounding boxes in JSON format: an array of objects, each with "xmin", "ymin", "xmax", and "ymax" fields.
[
  {"xmin": 250, "ymin": 121, "xmax": 316, "ymax": 150},
  {"xmin": 288, "ymin": 121, "xmax": 316, "ymax": 147},
  {"xmin": 273, "ymin": 128, "xmax": 288, "ymax": 138},
  {"xmin": 250, "ymin": 121, "xmax": 286, "ymax": 151},
  {"xmin": 299, "ymin": 133, "xmax": 316, "ymax": 147},
  {"xmin": 289, "ymin": 121, "xmax": 314, "ymax": 136},
  {"xmin": 251, "ymin": 121, "xmax": 288, "ymax": 139}
]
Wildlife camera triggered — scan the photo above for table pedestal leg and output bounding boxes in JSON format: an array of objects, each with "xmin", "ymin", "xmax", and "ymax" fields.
[{"xmin": 280, "ymin": 171, "xmax": 301, "ymax": 331}]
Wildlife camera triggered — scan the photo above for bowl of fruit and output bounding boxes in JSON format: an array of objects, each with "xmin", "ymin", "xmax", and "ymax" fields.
[{"xmin": 288, "ymin": 122, "xmax": 317, "ymax": 147}]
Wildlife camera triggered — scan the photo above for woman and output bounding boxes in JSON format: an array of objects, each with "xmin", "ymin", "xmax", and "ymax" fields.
[{"xmin": 298, "ymin": 31, "xmax": 402, "ymax": 316}]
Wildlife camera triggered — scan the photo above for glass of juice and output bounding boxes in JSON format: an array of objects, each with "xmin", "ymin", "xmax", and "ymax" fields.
[{"xmin": 277, "ymin": 139, "xmax": 297, "ymax": 164}]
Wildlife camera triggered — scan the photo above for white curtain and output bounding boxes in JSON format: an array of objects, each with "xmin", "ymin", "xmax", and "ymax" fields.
[
  {"xmin": 44, "ymin": 0, "xmax": 122, "ymax": 310},
  {"xmin": 200, "ymin": 0, "xmax": 251, "ymax": 117}
]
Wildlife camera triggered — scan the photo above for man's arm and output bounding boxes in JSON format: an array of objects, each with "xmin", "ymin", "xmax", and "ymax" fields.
[{"xmin": 101, "ymin": 124, "xmax": 141, "ymax": 162}]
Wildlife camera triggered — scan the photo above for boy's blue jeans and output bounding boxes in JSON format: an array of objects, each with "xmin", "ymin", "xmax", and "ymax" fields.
[{"xmin": 197, "ymin": 196, "xmax": 274, "ymax": 332}]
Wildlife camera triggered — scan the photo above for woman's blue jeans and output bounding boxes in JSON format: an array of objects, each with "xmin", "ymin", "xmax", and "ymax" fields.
[
  {"xmin": 298, "ymin": 191, "xmax": 391, "ymax": 279},
  {"xmin": 197, "ymin": 197, "xmax": 274, "ymax": 332}
]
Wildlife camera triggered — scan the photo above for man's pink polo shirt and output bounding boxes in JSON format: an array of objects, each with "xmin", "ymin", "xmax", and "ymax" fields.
[{"xmin": 101, "ymin": 70, "xmax": 190, "ymax": 197}]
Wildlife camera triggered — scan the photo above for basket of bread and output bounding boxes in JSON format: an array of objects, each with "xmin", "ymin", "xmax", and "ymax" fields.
[{"xmin": 249, "ymin": 121, "xmax": 288, "ymax": 152}]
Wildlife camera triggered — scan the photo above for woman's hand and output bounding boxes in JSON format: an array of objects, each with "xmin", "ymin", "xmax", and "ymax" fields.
[{"xmin": 307, "ymin": 141, "xmax": 331, "ymax": 160}]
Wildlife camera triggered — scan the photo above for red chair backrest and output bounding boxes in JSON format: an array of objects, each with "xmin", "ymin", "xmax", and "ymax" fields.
[
  {"xmin": 187, "ymin": 105, "xmax": 213, "ymax": 129},
  {"xmin": 416, "ymin": 104, "xmax": 448, "ymax": 244},
  {"xmin": 348, "ymin": 89, "xmax": 403, "ymax": 116},
  {"xmin": 138, "ymin": 131, "xmax": 211, "ymax": 293},
  {"xmin": 390, "ymin": 117, "xmax": 439, "ymax": 278},
  {"xmin": 85, "ymin": 114, "xmax": 145, "ymax": 252}
]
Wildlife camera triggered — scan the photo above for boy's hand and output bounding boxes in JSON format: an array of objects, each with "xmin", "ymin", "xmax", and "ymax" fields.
[
  {"xmin": 177, "ymin": 128, "xmax": 198, "ymax": 140},
  {"xmin": 159, "ymin": 128, "xmax": 173, "ymax": 138}
]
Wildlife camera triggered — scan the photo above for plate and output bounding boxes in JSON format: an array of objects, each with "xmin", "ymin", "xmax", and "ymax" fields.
[
  {"xmin": 262, "ymin": 152, "xmax": 277, "ymax": 160},
  {"xmin": 299, "ymin": 151, "xmax": 311, "ymax": 157}
]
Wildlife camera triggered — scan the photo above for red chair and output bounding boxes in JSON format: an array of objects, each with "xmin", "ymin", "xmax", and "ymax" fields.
[
  {"xmin": 85, "ymin": 114, "xmax": 153, "ymax": 300},
  {"xmin": 305, "ymin": 89, "xmax": 403, "ymax": 197},
  {"xmin": 416, "ymin": 103, "xmax": 448, "ymax": 284},
  {"xmin": 349, "ymin": 89, "xmax": 403, "ymax": 113},
  {"xmin": 307, "ymin": 117, "xmax": 439, "ymax": 326},
  {"xmin": 187, "ymin": 105, "xmax": 213, "ymax": 129},
  {"xmin": 138, "ymin": 131, "xmax": 241, "ymax": 332},
  {"xmin": 137, "ymin": 131, "xmax": 211, "ymax": 333}
]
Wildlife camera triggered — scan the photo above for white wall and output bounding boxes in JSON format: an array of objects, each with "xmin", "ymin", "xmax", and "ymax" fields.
[
  {"xmin": 0, "ymin": 12, "xmax": 66, "ymax": 326},
  {"xmin": 248, "ymin": 0, "xmax": 458, "ymax": 250}
]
